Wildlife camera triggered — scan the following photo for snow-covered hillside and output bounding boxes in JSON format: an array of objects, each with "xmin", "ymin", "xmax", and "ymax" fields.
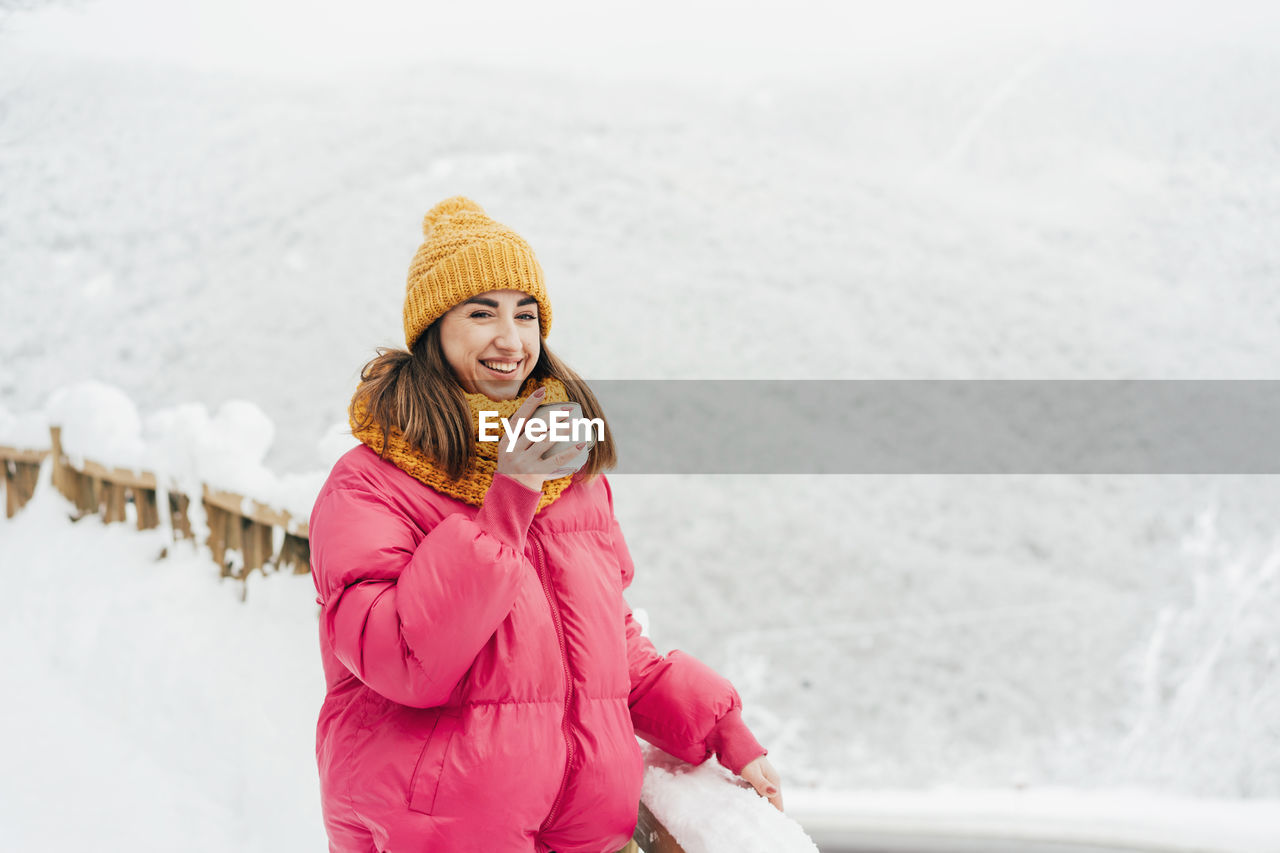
[
  {"xmin": 4, "ymin": 35, "xmax": 1280, "ymax": 472},
  {"xmin": 2, "ymin": 0, "xmax": 1279, "ymax": 819}
]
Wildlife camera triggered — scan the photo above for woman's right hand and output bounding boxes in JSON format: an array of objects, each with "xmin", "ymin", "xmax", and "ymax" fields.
[
  {"xmin": 495, "ymin": 388, "xmax": 586, "ymax": 492},
  {"xmin": 739, "ymin": 756, "xmax": 784, "ymax": 812}
]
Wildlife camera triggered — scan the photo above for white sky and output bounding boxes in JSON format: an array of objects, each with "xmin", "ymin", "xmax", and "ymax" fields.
[{"xmin": 7, "ymin": 0, "xmax": 1280, "ymax": 82}]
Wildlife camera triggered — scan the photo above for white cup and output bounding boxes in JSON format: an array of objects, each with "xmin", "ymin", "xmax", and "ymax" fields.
[{"xmin": 530, "ymin": 401, "xmax": 595, "ymax": 476}]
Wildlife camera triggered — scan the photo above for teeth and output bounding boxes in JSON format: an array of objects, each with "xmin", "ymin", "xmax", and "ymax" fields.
[{"xmin": 482, "ymin": 360, "xmax": 519, "ymax": 373}]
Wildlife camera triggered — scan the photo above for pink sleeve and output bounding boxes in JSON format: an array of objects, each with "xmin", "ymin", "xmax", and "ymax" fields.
[
  {"xmin": 310, "ymin": 473, "xmax": 541, "ymax": 708},
  {"xmin": 603, "ymin": 477, "xmax": 768, "ymax": 775}
]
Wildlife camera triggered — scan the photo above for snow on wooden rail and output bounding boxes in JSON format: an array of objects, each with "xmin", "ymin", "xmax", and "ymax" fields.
[
  {"xmin": 201, "ymin": 483, "xmax": 311, "ymax": 576},
  {"xmin": 33, "ymin": 425, "xmax": 311, "ymax": 595},
  {"xmin": 639, "ymin": 745, "xmax": 820, "ymax": 853}
]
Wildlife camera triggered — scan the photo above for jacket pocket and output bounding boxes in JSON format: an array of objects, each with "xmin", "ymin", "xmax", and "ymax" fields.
[{"xmin": 407, "ymin": 713, "xmax": 460, "ymax": 814}]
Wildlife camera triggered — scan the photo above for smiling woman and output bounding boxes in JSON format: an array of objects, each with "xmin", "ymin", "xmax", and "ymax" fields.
[{"xmin": 309, "ymin": 196, "xmax": 779, "ymax": 853}]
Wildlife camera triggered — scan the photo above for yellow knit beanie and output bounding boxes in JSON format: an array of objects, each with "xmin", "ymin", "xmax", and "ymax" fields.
[{"xmin": 403, "ymin": 196, "xmax": 552, "ymax": 350}]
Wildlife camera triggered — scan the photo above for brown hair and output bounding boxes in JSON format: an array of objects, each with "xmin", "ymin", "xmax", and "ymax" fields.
[{"xmin": 349, "ymin": 321, "xmax": 617, "ymax": 481}]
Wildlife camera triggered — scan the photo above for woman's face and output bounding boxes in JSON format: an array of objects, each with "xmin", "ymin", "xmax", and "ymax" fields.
[{"xmin": 438, "ymin": 289, "xmax": 542, "ymax": 400}]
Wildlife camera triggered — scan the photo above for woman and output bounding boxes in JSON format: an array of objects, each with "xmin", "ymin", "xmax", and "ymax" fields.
[{"xmin": 309, "ymin": 197, "xmax": 781, "ymax": 853}]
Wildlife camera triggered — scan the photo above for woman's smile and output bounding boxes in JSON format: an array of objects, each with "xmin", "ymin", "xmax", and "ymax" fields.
[{"xmin": 480, "ymin": 358, "xmax": 523, "ymax": 375}]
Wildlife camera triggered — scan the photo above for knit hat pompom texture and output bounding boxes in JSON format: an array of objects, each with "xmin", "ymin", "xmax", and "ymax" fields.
[{"xmin": 403, "ymin": 196, "xmax": 551, "ymax": 350}]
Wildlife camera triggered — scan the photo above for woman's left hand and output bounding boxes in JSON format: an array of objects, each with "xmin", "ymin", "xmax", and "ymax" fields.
[{"xmin": 738, "ymin": 756, "xmax": 783, "ymax": 812}]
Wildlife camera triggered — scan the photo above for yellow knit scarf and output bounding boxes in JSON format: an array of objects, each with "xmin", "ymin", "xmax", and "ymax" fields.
[{"xmin": 349, "ymin": 376, "xmax": 574, "ymax": 513}]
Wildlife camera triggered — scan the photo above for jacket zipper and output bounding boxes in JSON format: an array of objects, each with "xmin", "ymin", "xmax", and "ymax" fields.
[{"xmin": 532, "ymin": 533, "xmax": 576, "ymax": 832}]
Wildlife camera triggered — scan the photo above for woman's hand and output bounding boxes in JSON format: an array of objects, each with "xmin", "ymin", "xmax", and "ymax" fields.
[
  {"xmin": 494, "ymin": 389, "xmax": 585, "ymax": 492},
  {"xmin": 738, "ymin": 756, "xmax": 783, "ymax": 812}
]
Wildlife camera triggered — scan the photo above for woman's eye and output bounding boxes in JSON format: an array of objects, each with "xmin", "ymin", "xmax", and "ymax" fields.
[{"xmin": 467, "ymin": 310, "xmax": 535, "ymax": 321}]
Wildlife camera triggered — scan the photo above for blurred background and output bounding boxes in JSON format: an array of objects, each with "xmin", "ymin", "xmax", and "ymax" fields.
[{"xmin": 1, "ymin": 0, "xmax": 1278, "ymax": 848}]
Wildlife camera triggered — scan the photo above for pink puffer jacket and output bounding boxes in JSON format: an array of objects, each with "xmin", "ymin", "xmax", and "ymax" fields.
[{"xmin": 309, "ymin": 445, "xmax": 766, "ymax": 853}]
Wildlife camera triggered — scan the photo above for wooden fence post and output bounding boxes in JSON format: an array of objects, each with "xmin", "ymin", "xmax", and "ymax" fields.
[
  {"xmin": 75, "ymin": 471, "xmax": 100, "ymax": 518},
  {"xmin": 170, "ymin": 492, "xmax": 192, "ymax": 540},
  {"xmin": 278, "ymin": 531, "xmax": 311, "ymax": 574},
  {"xmin": 103, "ymin": 481, "xmax": 128, "ymax": 524},
  {"xmin": 206, "ymin": 501, "xmax": 229, "ymax": 571},
  {"xmin": 223, "ymin": 508, "xmax": 243, "ymax": 578},
  {"xmin": 135, "ymin": 487, "xmax": 160, "ymax": 530},
  {"xmin": 49, "ymin": 426, "xmax": 75, "ymax": 503},
  {"xmin": 3, "ymin": 459, "xmax": 14, "ymax": 518},
  {"xmin": 2, "ymin": 450, "xmax": 46, "ymax": 518},
  {"xmin": 242, "ymin": 521, "xmax": 273, "ymax": 575}
]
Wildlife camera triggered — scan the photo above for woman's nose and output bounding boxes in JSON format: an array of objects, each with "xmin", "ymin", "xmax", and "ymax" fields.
[{"xmin": 493, "ymin": 318, "xmax": 522, "ymax": 351}]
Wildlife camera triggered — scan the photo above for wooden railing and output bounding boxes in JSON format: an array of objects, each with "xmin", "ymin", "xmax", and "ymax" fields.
[
  {"xmin": 0, "ymin": 428, "xmax": 310, "ymax": 598},
  {"xmin": 201, "ymin": 483, "xmax": 310, "ymax": 577}
]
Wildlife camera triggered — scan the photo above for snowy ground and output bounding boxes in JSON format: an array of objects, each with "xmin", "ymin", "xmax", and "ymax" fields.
[
  {"xmin": 2, "ymin": 0, "xmax": 1280, "ymax": 844},
  {"xmin": 0, "ymin": 475, "xmax": 327, "ymax": 851}
]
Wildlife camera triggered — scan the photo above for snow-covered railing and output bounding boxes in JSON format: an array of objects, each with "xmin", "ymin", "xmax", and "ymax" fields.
[
  {"xmin": 0, "ymin": 399, "xmax": 50, "ymax": 517},
  {"xmin": 624, "ymin": 760, "xmax": 817, "ymax": 852},
  {"xmin": 6, "ymin": 382, "xmax": 335, "ymax": 599},
  {"xmin": 50, "ymin": 425, "xmax": 163, "ymax": 527},
  {"xmin": 201, "ymin": 483, "xmax": 311, "ymax": 577},
  {"xmin": 638, "ymin": 746, "xmax": 819, "ymax": 853},
  {"xmin": 43, "ymin": 423, "xmax": 311, "ymax": 594}
]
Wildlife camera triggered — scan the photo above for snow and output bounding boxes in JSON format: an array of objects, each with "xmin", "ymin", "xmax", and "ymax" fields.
[
  {"xmin": 785, "ymin": 788, "xmax": 1280, "ymax": 853},
  {"xmin": 0, "ymin": 403, "xmax": 50, "ymax": 451},
  {"xmin": 146, "ymin": 396, "xmax": 329, "ymax": 521},
  {"xmin": 3, "ymin": 0, "xmax": 1280, "ymax": 847},
  {"xmin": 38, "ymin": 381, "xmax": 330, "ymax": 523},
  {"xmin": 0, "ymin": 470, "xmax": 327, "ymax": 852},
  {"xmin": 271, "ymin": 471, "xmax": 330, "ymax": 528},
  {"xmin": 46, "ymin": 380, "xmax": 147, "ymax": 469},
  {"xmin": 642, "ymin": 746, "xmax": 819, "ymax": 852}
]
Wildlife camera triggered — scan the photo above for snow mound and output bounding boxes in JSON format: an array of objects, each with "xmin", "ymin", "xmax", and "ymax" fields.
[
  {"xmin": 46, "ymin": 380, "xmax": 146, "ymax": 469},
  {"xmin": 0, "ymin": 404, "xmax": 49, "ymax": 450},
  {"xmin": 143, "ymin": 398, "xmax": 324, "ymax": 520},
  {"xmin": 39, "ymin": 382, "xmax": 328, "ymax": 522}
]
